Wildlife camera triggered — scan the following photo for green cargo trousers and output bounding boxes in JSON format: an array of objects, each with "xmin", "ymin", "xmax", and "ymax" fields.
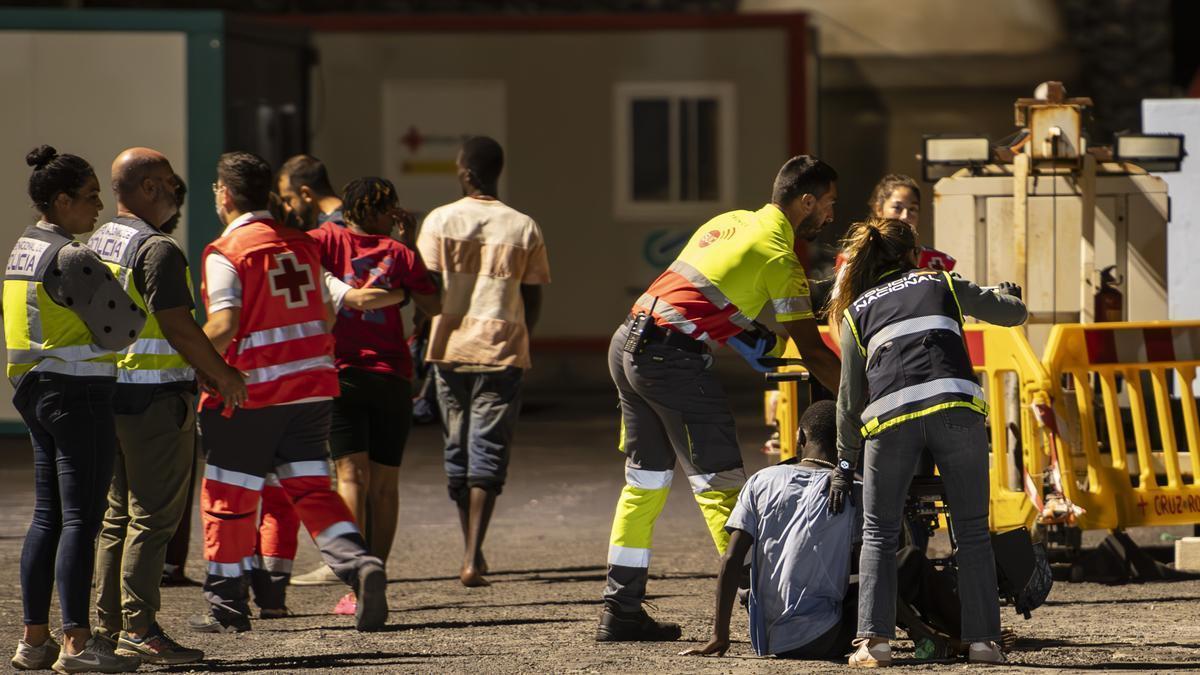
[{"xmin": 95, "ymin": 389, "xmax": 196, "ymax": 636}]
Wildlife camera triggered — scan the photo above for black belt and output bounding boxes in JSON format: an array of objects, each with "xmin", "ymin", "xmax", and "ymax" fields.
[{"xmin": 624, "ymin": 313, "xmax": 707, "ymax": 354}]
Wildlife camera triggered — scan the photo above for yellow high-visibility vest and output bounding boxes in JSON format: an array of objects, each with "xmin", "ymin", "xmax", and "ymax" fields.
[
  {"xmin": 88, "ymin": 218, "xmax": 194, "ymax": 385},
  {"xmin": 4, "ymin": 224, "xmax": 117, "ymax": 384}
]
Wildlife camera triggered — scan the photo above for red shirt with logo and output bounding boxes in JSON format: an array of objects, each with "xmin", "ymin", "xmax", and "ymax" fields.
[{"xmin": 308, "ymin": 221, "xmax": 436, "ymax": 379}]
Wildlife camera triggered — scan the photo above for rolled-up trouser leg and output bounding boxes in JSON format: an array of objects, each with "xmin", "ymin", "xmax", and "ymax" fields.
[
  {"xmin": 251, "ymin": 476, "xmax": 300, "ymax": 610},
  {"xmin": 603, "ymin": 466, "xmax": 672, "ymax": 613}
]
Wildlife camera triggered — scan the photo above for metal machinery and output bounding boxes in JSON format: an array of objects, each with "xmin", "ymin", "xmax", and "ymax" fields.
[{"xmin": 927, "ymin": 82, "xmax": 1181, "ymax": 352}]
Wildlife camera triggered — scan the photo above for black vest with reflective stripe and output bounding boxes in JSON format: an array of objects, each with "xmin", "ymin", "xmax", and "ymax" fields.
[{"xmin": 845, "ymin": 269, "xmax": 985, "ymax": 437}]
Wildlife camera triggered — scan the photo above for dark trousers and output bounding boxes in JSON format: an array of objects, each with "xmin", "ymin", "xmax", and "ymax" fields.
[
  {"xmin": 776, "ymin": 583, "xmax": 859, "ymax": 660},
  {"xmin": 16, "ymin": 375, "xmax": 117, "ymax": 630}
]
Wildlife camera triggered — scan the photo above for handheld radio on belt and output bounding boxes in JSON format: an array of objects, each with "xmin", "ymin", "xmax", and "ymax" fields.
[{"xmin": 623, "ymin": 298, "xmax": 658, "ymax": 354}]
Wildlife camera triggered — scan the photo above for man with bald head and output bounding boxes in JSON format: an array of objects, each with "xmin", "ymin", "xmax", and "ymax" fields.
[{"xmin": 88, "ymin": 148, "xmax": 246, "ymax": 665}]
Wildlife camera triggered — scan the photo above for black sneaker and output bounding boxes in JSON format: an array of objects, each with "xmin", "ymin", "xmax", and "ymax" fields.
[
  {"xmin": 355, "ymin": 559, "xmax": 388, "ymax": 632},
  {"xmin": 259, "ymin": 606, "xmax": 293, "ymax": 620},
  {"xmin": 595, "ymin": 607, "xmax": 682, "ymax": 642},
  {"xmin": 187, "ymin": 613, "xmax": 251, "ymax": 634},
  {"xmin": 116, "ymin": 625, "xmax": 204, "ymax": 665}
]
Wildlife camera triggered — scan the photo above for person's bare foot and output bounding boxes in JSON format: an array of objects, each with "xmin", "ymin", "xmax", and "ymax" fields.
[
  {"xmin": 460, "ymin": 566, "xmax": 491, "ymax": 587},
  {"xmin": 478, "ymin": 553, "xmax": 488, "ymax": 575}
]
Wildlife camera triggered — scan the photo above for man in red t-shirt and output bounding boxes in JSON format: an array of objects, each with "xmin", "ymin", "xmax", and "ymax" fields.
[{"xmin": 307, "ymin": 177, "xmax": 440, "ymax": 613}]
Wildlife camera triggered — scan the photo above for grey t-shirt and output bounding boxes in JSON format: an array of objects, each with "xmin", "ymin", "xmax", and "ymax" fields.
[{"xmin": 725, "ymin": 463, "xmax": 858, "ymax": 656}]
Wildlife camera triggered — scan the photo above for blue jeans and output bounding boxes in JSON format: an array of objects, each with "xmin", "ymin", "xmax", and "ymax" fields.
[
  {"xmin": 16, "ymin": 375, "xmax": 117, "ymax": 630},
  {"xmin": 857, "ymin": 408, "xmax": 1001, "ymax": 643},
  {"xmin": 434, "ymin": 366, "xmax": 523, "ymax": 502}
]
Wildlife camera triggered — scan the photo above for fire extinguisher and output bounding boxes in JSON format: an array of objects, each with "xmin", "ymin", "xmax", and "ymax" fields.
[{"xmin": 1094, "ymin": 265, "xmax": 1123, "ymax": 323}]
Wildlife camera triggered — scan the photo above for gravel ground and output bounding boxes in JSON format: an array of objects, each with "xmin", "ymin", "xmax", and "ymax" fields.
[{"xmin": 1, "ymin": 394, "xmax": 1199, "ymax": 673}]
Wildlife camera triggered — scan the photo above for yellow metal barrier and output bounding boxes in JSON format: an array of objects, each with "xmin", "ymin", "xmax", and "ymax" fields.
[
  {"xmin": 771, "ymin": 324, "xmax": 1052, "ymax": 533},
  {"xmin": 1043, "ymin": 321, "xmax": 1200, "ymax": 530}
]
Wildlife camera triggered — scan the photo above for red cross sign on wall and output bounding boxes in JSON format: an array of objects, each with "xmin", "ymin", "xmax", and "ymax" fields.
[{"xmin": 268, "ymin": 252, "xmax": 315, "ymax": 309}]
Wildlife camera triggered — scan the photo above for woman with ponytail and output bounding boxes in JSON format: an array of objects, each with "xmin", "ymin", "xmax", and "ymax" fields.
[
  {"xmin": 6, "ymin": 146, "xmax": 143, "ymax": 672},
  {"xmin": 825, "ymin": 218, "xmax": 1027, "ymax": 668}
]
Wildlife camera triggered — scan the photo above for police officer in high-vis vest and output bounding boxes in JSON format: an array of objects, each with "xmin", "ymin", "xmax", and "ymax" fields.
[
  {"xmin": 825, "ymin": 217, "xmax": 1026, "ymax": 668},
  {"xmin": 88, "ymin": 148, "xmax": 247, "ymax": 666},
  {"xmin": 188, "ymin": 151, "xmax": 386, "ymax": 635},
  {"xmin": 6, "ymin": 146, "xmax": 144, "ymax": 673}
]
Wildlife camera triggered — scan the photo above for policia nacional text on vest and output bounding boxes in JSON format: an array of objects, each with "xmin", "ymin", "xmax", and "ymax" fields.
[
  {"xmin": 4, "ymin": 226, "xmax": 119, "ymax": 384},
  {"xmin": 88, "ymin": 217, "xmax": 194, "ymax": 385},
  {"xmin": 844, "ymin": 269, "xmax": 987, "ymax": 438}
]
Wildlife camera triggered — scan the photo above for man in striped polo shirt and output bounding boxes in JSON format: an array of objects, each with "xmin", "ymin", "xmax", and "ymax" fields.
[{"xmin": 598, "ymin": 155, "xmax": 842, "ymax": 642}]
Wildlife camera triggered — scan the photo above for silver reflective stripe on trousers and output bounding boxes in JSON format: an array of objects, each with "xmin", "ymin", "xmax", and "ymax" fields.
[
  {"xmin": 238, "ymin": 320, "xmax": 326, "ymax": 354},
  {"xmin": 866, "ymin": 314, "xmax": 961, "ymax": 364},
  {"xmin": 245, "ymin": 355, "xmax": 335, "ymax": 385},
  {"xmin": 204, "ymin": 464, "xmax": 265, "ymax": 492},
  {"xmin": 624, "ymin": 467, "xmax": 672, "ymax": 490},
  {"xmin": 314, "ymin": 521, "xmax": 359, "ymax": 548},
  {"xmin": 860, "ymin": 377, "xmax": 985, "ymax": 424},
  {"xmin": 608, "ymin": 544, "xmax": 651, "ymax": 568}
]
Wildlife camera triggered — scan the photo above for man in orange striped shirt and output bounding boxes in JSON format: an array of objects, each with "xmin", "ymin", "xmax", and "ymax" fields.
[{"xmin": 597, "ymin": 156, "xmax": 842, "ymax": 642}]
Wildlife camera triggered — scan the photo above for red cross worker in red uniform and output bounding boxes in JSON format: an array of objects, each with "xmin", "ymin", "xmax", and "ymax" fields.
[{"xmin": 188, "ymin": 152, "xmax": 387, "ymax": 634}]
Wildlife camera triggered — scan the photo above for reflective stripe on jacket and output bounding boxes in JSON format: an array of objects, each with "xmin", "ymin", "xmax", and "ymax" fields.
[
  {"xmin": 200, "ymin": 217, "xmax": 338, "ymax": 409},
  {"xmin": 4, "ymin": 225, "xmax": 117, "ymax": 384},
  {"xmin": 88, "ymin": 218, "xmax": 195, "ymax": 385},
  {"xmin": 845, "ymin": 269, "xmax": 985, "ymax": 437}
]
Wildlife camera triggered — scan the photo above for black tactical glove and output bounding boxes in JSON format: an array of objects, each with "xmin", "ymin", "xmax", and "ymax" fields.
[
  {"xmin": 828, "ymin": 459, "xmax": 855, "ymax": 515},
  {"xmin": 996, "ymin": 281, "xmax": 1022, "ymax": 300}
]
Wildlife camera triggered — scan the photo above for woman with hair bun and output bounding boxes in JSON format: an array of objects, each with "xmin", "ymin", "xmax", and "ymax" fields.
[
  {"xmin": 824, "ymin": 217, "xmax": 1026, "ymax": 668},
  {"xmin": 5, "ymin": 146, "xmax": 143, "ymax": 672}
]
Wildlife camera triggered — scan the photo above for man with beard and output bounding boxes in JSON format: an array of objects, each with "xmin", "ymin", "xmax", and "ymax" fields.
[
  {"xmin": 89, "ymin": 148, "xmax": 246, "ymax": 664},
  {"xmin": 276, "ymin": 154, "xmax": 343, "ymax": 231},
  {"xmin": 597, "ymin": 155, "xmax": 842, "ymax": 642}
]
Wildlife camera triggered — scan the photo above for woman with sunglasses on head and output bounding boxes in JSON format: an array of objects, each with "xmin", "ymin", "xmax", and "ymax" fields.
[
  {"xmin": 825, "ymin": 217, "xmax": 1025, "ymax": 668},
  {"xmin": 6, "ymin": 146, "xmax": 144, "ymax": 673}
]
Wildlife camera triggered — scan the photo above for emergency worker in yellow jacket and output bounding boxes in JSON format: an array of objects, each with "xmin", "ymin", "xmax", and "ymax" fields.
[
  {"xmin": 5, "ymin": 146, "xmax": 144, "ymax": 672},
  {"xmin": 597, "ymin": 156, "xmax": 842, "ymax": 642},
  {"xmin": 88, "ymin": 148, "xmax": 246, "ymax": 666}
]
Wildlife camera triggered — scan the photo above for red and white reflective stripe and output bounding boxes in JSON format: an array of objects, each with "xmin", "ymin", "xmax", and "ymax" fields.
[
  {"xmin": 238, "ymin": 320, "xmax": 326, "ymax": 354},
  {"xmin": 205, "ymin": 464, "xmax": 265, "ymax": 491},
  {"xmin": 1083, "ymin": 326, "xmax": 1200, "ymax": 364},
  {"xmin": 245, "ymin": 355, "xmax": 335, "ymax": 385},
  {"xmin": 275, "ymin": 460, "xmax": 329, "ymax": 480},
  {"xmin": 314, "ymin": 520, "xmax": 359, "ymax": 548}
]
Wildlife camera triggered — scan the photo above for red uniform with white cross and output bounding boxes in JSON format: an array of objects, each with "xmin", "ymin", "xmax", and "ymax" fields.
[{"xmin": 197, "ymin": 213, "xmax": 379, "ymax": 623}]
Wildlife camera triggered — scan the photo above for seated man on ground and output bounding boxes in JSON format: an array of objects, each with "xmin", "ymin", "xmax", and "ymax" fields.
[{"xmin": 681, "ymin": 400, "xmax": 860, "ymax": 660}]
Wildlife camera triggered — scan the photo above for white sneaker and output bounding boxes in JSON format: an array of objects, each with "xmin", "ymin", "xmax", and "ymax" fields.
[
  {"xmin": 289, "ymin": 564, "xmax": 339, "ymax": 586},
  {"xmin": 51, "ymin": 636, "xmax": 140, "ymax": 673},
  {"xmin": 848, "ymin": 638, "xmax": 893, "ymax": 668},
  {"xmin": 12, "ymin": 636, "xmax": 60, "ymax": 670},
  {"xmin": 968, "ymin": 640, "xmax": 1006, "ymax": 664}
]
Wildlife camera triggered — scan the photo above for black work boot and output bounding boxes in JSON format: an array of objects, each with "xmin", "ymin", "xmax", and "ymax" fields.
[{"xmin": 595, "ymin": 606, "xmax": 682, "ymax": 642}]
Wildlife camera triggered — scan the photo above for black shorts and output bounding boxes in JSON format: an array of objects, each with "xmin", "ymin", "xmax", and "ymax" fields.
[{"xmin": 328, "ymin": 367, "xmax": 413, "ymax": 467}]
